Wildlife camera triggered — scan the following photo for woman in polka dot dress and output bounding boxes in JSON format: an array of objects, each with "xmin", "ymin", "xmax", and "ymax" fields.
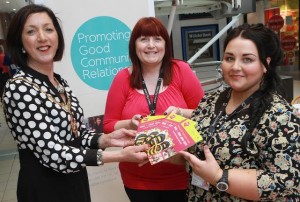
[{"xmin": 2, "ymin": 4, "xmax": 148, "ymax": 202}]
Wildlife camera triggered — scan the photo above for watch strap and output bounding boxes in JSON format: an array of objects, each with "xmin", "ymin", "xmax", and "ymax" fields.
[
  {"xmin": 219, "ymin": 169, "xmax": 228, "ymax": 183},
  {"xmin": 216, "ymin": 169, "xmax": 229, "ymax": 191}
]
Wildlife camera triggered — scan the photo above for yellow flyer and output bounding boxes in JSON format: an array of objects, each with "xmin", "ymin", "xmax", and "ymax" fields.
[{"xmin": 135, "ymin": 112, "xmax": 202, "ymax": 165}]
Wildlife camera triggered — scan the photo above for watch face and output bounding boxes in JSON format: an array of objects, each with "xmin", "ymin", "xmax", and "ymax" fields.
[{"xmin": 216, "ymin": 182, "xmax": 228, "ymax": 191}]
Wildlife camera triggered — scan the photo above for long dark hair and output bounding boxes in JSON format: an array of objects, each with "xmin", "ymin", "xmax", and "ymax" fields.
[
  {"xmin": 129, "ymin": 17, "xmax": 173, "ymax": 89},
  {"xmin": 6, "ymin": 4, "xmax": 65, "ymax": 68},
  {"xmin": 224, "ymin": 23, "xmax": 284, "ymax": 155}
]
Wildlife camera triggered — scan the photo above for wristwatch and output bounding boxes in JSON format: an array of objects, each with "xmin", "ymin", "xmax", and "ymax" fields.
[{"xmin": 216, "ymin": 169, "xmax": 229, "ymax": 191}]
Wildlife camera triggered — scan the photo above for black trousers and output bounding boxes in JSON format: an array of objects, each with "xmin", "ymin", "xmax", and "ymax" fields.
[{"xmin": 125, "ymin": 186, "xmax": 186, "ymax": 202}]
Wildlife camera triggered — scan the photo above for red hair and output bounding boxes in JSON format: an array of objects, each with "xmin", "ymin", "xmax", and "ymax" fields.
[{"xmin": 129, "ymin": 17, "xmax": 173, "ymax": 89}]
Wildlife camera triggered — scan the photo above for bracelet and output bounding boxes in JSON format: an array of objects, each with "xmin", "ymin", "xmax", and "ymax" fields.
[
  {"xmin": 211, "ymin": 168, "xmax": 221, "ymax": 184},
  {"xmin": 96, "ymin": 149, "xmax": 104, "ymax": 166}
]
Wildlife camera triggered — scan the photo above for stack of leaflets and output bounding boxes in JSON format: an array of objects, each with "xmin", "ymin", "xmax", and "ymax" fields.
[{"xmin": 135, "ymin": 112, "xmax": 202, "ymax": 165}]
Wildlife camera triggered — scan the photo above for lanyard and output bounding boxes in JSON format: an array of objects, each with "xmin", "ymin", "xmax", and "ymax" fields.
[
  {"xmin": 209, "ymin": 89, "xmax": 261, "ymax": 135},
  {"xmin": 141, "ymin": 70, "xmax": 163, "ymax": 116}
]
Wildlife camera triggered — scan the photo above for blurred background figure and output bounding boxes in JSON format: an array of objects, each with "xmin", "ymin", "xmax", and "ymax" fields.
[
  {"xmin": 92, "ymin": 116, "xmax": 103, "ymax": 133},
  {"xmin": 0, "ymin": 45, "xmax": 11, "ymax": 100}
]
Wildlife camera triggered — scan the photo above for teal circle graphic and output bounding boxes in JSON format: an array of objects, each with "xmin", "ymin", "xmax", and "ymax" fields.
[{"xmin": 71, "ymin": 16, "xmax": 131, "ymax": 90}]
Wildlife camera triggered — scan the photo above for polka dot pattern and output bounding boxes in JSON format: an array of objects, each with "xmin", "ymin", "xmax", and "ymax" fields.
[{"xmin": 2, "ymin": 70, "xmax": 98, "ymax": 173}]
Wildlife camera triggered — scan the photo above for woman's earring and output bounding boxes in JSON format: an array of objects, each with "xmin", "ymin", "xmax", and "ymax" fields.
[{"xmin": 22, "ymin": 48, "xmax": 26, "ymax": 54}]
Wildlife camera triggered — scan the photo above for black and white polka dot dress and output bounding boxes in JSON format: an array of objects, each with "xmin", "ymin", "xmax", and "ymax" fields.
[{"xmin": 2, "ymin": 67, "xmax": 101, "ymax": 202}]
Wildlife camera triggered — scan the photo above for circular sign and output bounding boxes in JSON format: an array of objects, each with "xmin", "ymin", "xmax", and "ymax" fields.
[
  {"xmin": 281, "ymin": 35, "xmax": 296, "ymax": 51},
  {"xmin": 71, "ymin": 16, "xmax": 131, "ymax": 90},
  {"xmin": 268, "ymin": 15, "xmax": 284, "ymax": 31},
  {"xmin": 286, "ymin": 51, "xmax": 294, "ymax": 58}
]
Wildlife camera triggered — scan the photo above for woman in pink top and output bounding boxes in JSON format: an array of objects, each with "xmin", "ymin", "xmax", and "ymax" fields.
[{"xmin": 103, "ymin": 17, "xmax": 204, "ymax": 202}]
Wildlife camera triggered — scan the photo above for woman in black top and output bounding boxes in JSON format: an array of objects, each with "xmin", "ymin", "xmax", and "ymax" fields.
[{"xmin": 166, "ymin": 23, "xmax": 299, "ymax": 201}]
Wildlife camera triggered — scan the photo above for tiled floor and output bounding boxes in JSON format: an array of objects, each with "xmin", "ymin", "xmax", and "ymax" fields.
[
  {"xmin": 0, "ymin": 74, "xmax": 300, "ymax": 202},
  {"xmin": 0, "ymin": 103, "xmax": 19, "ymax": 202}
]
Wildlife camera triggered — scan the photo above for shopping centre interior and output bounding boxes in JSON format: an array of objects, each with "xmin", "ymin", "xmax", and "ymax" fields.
[{"xmin": 0, "ymin": 0, "xmax": 299, "ymax": 201}]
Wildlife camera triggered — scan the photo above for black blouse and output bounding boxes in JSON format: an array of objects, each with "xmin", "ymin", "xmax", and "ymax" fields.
[
  {"xmin": 187, "ymin": 89, "xmax": 300, "ymax": 201},
  {"xmin": 2, "ymin": 67, "xmax": 105, "ymax": 202}
]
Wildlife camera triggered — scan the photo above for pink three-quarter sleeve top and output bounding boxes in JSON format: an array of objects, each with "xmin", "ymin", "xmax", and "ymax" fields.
[{"xmin": 103, "ymin": 59, "xmax": 204, "ymax": 190}]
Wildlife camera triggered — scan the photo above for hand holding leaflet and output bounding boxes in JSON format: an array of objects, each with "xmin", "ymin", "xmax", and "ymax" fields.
[{"xmin": 135, "ymin": 112, "xmax": 203, "ymax": 165}]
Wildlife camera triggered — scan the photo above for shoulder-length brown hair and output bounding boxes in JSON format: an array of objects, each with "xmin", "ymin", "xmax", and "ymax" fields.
[
  {"xmin": 6, "ymin": 4, "xmax": 65, "ymax": 69},
  {"xmin": 129, "ymin": 17, "xmax": 173, "ymax": 89}
]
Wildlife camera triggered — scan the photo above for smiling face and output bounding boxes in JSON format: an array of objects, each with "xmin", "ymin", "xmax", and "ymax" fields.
[
  {"xmin": 222, "ymin": 37, "xmax": 267, "ymax": 95},
  {"xmin": 21, "ymin": 12, "xmax": 58, "ymax": 68},
  {"xmin": 135, "ymin": 36, "xmax": 165, "ymax": 68}
]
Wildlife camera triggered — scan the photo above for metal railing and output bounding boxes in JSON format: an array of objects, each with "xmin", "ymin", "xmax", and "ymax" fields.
[{"xmin": 191, "ymin": 61, "xmax": 225, "ymax": 92}]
